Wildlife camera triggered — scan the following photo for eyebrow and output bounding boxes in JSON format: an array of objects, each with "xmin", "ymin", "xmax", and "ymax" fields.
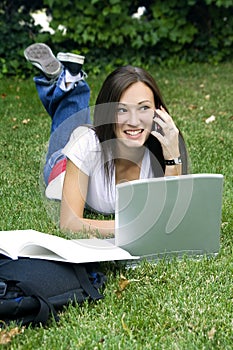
[
  {"xmin": 118, "ymin": 100, "xmax": 152, "ymax": 106},
  {"xmin": 138, "ymin": 100, "xmax": 152, "ymax": 105}
]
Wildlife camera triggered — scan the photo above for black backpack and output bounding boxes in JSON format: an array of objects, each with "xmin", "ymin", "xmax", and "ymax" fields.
[{"xmin": 0, "ymin": 257, "xmax": 107, "ymax": 326}]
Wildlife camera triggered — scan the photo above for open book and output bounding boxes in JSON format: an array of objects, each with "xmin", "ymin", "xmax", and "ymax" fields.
[{"xmin": 0, "ymin": 230, "xmax": 138, "ymax": 263}]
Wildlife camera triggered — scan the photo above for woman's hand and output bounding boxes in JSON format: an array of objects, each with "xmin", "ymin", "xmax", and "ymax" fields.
[
  {"xmin": 151, "ymin": 106, "xmax": 180, "ymax": 160},
  {"xmin": 60, "ymin": 159, "xmax": 115, "ymax": 237}
]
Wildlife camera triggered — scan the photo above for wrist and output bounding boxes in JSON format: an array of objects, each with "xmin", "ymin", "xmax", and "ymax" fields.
[
  {"xmin": 164, "ymin": 156, "xmax": 182, "ymax": 166},
  {"xmin": 163, "ymin": 147, "xmax": 180, "ymax": 161}
]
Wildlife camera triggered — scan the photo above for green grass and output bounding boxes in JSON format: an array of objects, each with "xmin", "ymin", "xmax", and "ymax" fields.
[{"xmin": 0, "ymin": 62, "xmax": 232, "ymax": 349}]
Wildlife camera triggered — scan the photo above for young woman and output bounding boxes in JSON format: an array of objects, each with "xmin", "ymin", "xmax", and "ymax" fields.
[{"xmin": 25, "ymin": 43, "xmax": 188, "ymax": 237}]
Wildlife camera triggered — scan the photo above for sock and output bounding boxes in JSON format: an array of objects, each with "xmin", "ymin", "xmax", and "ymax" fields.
[
  {"xmin": 59, "ymin": 69, "xmax": 83, "ymax": 91},
  {"xmin": 65, "ymin": 69, "xmax": 82, "ymax": 83}
]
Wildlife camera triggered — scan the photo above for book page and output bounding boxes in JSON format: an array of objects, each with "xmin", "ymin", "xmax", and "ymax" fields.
[
  {"xmin": 0, "ymin": 230, "xmax": 139, "ymax": 263},
  {"xmin": 71, "ymin": 238, "xmax": 139, "ymax": 262},
  {"xmin": 0, "ymin": 229, "xmax": 37, "ymax": 259}
]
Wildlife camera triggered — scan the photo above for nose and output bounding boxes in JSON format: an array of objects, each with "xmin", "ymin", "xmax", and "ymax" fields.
[{"xmin": 127, "ymin": 110, "xmax": 140, "ymax": 126}]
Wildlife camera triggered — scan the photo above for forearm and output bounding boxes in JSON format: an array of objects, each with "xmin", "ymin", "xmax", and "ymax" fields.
[{"xmin": 60, "ymin": 210, "xmax": 115, "ymax": 237}]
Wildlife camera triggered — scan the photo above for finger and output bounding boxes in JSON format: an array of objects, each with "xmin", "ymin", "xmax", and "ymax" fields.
[
  {"xmin": 153, "ymin": 115, "xmax": 165, "ymax": 127},
  {"xmin": 154, "ymin": 115, "xmax": 177, "ymax": 134},
  {"xmin": 150, "ymin": 130, "xmax": 164, "ymax": 143},
  {"xmin": 155, "ymin": 112, "xmax": 178, "ymax": 133},
  {"xmin": 153, "ymin": 110, "xmax": 167, "ymax": 129},
  {"xmin": 155, "ymin": 107, "xmax": 173, "ymax": 124},
  {"xmin": 155, "ymin": 107, "xmax": 169, "ymax": 118}
]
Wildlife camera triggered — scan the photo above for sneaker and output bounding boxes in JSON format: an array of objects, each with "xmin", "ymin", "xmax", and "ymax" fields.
[
  {"xmin": 57, "ymin": 52, "xmax": 85, "ymax": 76},
  {"xmin": 24, "ymin": 43, "xmax": 62, "ymax": 78}
]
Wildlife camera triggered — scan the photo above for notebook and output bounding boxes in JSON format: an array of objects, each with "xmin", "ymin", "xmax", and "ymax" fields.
[{"xmin": 114, "ymin": 174, "xmax": 224, "ymax": 261}]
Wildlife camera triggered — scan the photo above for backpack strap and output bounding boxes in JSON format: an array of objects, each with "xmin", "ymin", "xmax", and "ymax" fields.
[
  {"xmin": 17, "ymin": 281, "xmax": 59, "ymax": 324},
  {"xmin": 72, "ymin": 265, "xmax": 104, "ymax": 301}
]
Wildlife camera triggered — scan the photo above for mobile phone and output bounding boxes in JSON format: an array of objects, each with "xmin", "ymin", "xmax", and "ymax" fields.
[{"xmin": 153, "ymin": 111, "xmax": 164, "ymax": 135}]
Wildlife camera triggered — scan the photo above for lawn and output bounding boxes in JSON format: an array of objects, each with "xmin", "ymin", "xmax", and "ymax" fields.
[{"xmin": 0, "ymin": 62, "xmax": 232, "ymax": 349}]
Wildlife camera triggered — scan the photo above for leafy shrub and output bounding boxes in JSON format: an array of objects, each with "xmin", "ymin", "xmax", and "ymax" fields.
[{"xmin": 0, "ymin": 0, "xmax": 232, "ymax": 77}]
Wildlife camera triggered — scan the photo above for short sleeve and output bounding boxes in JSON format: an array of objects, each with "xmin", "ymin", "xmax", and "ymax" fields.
[{"xmin": 62, "ymin": 126, "xmax": 101, "ymax": 175}]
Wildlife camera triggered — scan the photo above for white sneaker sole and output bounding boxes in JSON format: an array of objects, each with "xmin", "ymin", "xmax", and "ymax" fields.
[{"xmin": 24, "ymin": 43, "xmax": 62, "ymax": 78}]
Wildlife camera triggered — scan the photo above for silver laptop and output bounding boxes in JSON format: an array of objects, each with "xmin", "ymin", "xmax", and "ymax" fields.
[{"xmin": 115, "ymin": 174, "xmax": 224, "ymax": 260}]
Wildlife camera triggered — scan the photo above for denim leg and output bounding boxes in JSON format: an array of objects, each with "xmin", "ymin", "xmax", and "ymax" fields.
[
  {"xmin": 34, "ymin": 71, "xmax": 91, "ymax": 185},
  {"xmin": 43, "ymin": 107, "xmax": 91, "ymax": 185},
  {"xmin": 34, "ymin": 71, "xmax": 91, "ymax": 132}
]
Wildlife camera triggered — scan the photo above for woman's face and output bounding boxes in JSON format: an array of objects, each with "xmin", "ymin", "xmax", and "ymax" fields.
[{"xmin": 114, "ymin": 82, "xmax": 155, "ymax": 148}]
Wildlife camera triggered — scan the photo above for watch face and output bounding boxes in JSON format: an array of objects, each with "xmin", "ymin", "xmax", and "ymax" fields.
[{"xmin": 176, "ymin": 158, "xmax": 182, "ymax": 164}]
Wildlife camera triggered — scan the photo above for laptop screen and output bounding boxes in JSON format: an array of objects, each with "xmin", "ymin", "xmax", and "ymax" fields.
[{"xmin": 115, "ymin": 174, "xmax": 223, "ymax": 259}]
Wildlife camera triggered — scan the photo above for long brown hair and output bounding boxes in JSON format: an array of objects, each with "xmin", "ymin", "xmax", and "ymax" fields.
[{"xmin": 93, "ymin": 65, "xmax": 188, "ymax": 180}]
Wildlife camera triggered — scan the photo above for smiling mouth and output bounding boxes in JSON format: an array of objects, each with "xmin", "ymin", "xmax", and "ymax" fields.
[{"xmin": 124, "ymin": 129, "xmax": 144, "ymax": 136}]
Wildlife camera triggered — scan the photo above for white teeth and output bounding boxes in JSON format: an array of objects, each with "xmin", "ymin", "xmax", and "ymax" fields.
[{"xmin": 125, "ymin": 130, "xmax": 142, "ymax": 136}]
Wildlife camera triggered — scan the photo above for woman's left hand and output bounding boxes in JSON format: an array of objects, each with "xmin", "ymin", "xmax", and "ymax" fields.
[{"xmin": 151, "ymin": 106, "xmax": 180, "ymax": 160}]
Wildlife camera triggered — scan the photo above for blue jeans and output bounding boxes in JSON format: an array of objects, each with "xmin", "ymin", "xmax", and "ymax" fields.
[{"xmin": 34, "ymin": 70, "xmax": 91, "ymax": 185}]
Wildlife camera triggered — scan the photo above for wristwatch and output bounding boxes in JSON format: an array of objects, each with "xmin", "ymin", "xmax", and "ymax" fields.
[{"xmin": 164, "ymin": 156, "xmax": 182, "ymax": 166}]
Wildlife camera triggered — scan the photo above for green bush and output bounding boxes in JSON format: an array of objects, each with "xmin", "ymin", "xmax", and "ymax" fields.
[
  {"xmin": 44, "ymin": 0, "xmax": 233, "ymax": 68},
  {"xmin": 0, "ymin": 0, "xmax": 43, "ymax": 77},
  {"xmin": 0, "ymin": 0, "xmax": 232, "ymax": 77}
]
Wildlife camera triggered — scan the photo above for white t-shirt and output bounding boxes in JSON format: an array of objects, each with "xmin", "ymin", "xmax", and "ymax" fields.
[{"xmin": 61, "ymin": 126, "xmax": 154, "ymax": 214}]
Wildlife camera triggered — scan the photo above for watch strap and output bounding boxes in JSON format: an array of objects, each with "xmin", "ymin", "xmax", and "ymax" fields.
[{"xmin": 165, "ymin": 157, "xmax": 182, "ymax": 165}]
